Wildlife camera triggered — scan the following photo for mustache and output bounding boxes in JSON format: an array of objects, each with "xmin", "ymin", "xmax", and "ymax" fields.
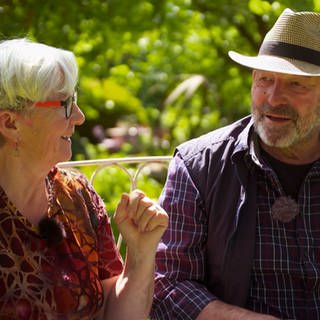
[{"xmin": 254, "ymin": 103, "xmax": 299, "ymax": 121}]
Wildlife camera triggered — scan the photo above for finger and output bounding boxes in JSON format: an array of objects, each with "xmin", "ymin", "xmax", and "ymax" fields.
[
  {"xmin": 126, "ymin": 189, "xmax": 146, "ymax": 220},
  {"xmin": 135, "ymin": 204, "xmax": 157, "ymax": 232},
  {"xmin": 113, "ymin": 193, "xmax": 129, "ymax": 225},
  {"xmin": 137, "ymin": 204, "xmax": 168, "ymax": 233},
  {"xmin": 132, "ymin": 195, "xmax": 154, "ymax": 224},
  {"xmin": 145, "ymin": 211, "xmax": 169, "ymax": 233}
]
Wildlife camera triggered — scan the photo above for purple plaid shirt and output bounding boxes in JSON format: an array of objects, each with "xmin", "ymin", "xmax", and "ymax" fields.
[
  {"xmin": 247, "ymin": 156, "xmax": 320, "ymax": 319},
  {"xmin": 151, "ymin": 147, "xmax": 320, "ymax": 319},
  {"xmin": 152, "ymin": 154, "xmax": 214, "ymax": 319}
]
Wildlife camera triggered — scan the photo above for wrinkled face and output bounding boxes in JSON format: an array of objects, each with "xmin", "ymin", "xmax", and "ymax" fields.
[
  {"xmin": 18, "ymin": 92, "xmax": 85, "ymax": 170},
  {"xmin": 251, "ymin": 70, "xmax": 320, "ymax": 148}
]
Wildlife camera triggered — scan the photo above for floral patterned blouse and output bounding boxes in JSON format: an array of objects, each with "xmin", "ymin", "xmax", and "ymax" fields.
[{"xmin": 0, "ymin": 167, "xmax": 123, "ymax": 319}]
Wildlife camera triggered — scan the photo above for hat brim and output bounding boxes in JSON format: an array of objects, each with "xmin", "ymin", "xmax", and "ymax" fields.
[{"xmin": 228, "ymin": 51, "xmax": 320, "ymax": 76}]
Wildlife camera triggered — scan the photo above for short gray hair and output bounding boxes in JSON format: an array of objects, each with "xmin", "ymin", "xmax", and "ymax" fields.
[{"xmin": 0, "ymin": 38, "xmax": 78, "ymax": 110}]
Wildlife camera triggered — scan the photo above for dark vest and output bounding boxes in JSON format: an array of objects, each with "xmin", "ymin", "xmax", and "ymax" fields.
[{"xmin": 176, "ymin": 116, "xmax": 257, "ymax": 306}]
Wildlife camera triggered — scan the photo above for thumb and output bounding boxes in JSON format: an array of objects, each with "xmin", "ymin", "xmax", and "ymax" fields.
[{"xmin": 113, "ymin": 193, "xmax": 129, "ymax": 225}]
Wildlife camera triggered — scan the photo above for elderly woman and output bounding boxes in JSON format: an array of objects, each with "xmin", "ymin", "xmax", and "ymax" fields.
[{"xmin": 0, "ymin": 38, "xmax": 168, "ymax": 320}]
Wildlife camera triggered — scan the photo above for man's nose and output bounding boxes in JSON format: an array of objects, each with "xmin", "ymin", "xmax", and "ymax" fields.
[{"xmin": 265, "ymin": 79, "xmax": 289, "ymax": 107}]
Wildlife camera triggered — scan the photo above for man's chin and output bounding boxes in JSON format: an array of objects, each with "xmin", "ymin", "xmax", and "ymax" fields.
[{"xmin": 256, "ymin": 127, "xmax": 294, "ymax": 148}]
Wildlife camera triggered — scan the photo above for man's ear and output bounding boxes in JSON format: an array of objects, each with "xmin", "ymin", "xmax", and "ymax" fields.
[
  {"xmin": 0, "ymin": 111, "xmax": 19, "ymax": 144},
  {"xmin": 252, "ymin": 70, "xmax": 257, "ymax": 79}
]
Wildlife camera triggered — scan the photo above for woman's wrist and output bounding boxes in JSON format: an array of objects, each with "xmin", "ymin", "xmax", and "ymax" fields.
[{"xmin": 124, "ymin": 247, "xmax": 156, "ymax": 272}]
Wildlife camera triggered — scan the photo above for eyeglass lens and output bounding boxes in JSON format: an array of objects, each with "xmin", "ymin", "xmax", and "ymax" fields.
[{"xmin": 63, "ymin": 92, "xmax": 77, "ymax": 119}]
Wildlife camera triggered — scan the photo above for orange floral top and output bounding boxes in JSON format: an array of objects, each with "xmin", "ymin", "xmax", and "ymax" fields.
[{"xmin": 0, "ymin": 168, "xmax": 123, "ymax": 320}]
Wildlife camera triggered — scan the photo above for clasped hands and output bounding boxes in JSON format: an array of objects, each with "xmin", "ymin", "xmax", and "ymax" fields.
[{"xmin": 114, "ymin": 189, "xmax": 168, "ymax": 252}]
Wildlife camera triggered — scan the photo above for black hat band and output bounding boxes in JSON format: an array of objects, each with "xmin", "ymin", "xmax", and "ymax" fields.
[{"xmin": 259, "ymin": 41, "xmax": 320, "ymax": 67}]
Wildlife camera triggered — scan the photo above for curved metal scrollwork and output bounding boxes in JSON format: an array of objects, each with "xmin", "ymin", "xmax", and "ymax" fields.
[{"xmin": 57, "ymin": 156, "xmax": 172, "ymax": 248}]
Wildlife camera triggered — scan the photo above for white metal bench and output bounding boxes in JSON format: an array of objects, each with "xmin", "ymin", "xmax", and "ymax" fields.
[{"xmin": 57, "ymin": 156, "xmax": 172, "ymax": 248}]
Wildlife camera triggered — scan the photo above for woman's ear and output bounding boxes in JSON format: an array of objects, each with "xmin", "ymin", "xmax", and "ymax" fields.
[{"xmin": 0, "ymin": 111, "xmax": 19, "ymax": 144}]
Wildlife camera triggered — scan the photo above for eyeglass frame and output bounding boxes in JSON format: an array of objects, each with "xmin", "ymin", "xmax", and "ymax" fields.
[{"xmin": 34, "ymin": 92, "xmax": 77, "ymax": 119}]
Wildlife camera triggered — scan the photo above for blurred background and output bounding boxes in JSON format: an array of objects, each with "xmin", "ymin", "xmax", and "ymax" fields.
[{"xmin": 1, "ymin": 0, "xmax": 318, "ymax": 240}]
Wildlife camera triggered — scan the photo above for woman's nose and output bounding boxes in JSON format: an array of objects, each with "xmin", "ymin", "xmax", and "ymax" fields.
[{"xmin": 71, "ymin": 103, "xmax": 85, "ymax": 125}]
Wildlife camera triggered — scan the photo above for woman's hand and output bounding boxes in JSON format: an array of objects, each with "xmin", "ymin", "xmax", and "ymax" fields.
[
  {"xmin": 104, "ymin": 190, "xmax": 168, "ymax": 320},
  {"xmin": 113, "ymin": 189, "xmax": 168, "ymax": 254}
]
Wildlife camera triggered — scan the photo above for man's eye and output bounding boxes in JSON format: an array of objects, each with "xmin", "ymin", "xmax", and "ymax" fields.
[
  {"xmin": 290, "ymin": 81, "xmax": 310, "ymax": 92},
  {"xmin": 291, "ymin": 81, "xmax": 303, "ymax": 88},
  {"xmin": 257, "ymin": 77, "xmax": 272, "ymax": 85}
]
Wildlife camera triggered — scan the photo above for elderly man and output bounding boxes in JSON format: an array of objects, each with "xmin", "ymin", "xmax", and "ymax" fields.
[{"xmin": 151, "ymin": 8, "xmax": 320, "ymax": 320}]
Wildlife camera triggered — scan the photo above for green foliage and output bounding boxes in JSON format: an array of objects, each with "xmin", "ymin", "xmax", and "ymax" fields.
[{"xmin": 1, "ymin": 0, "xmax": 317, "ymax": 155}]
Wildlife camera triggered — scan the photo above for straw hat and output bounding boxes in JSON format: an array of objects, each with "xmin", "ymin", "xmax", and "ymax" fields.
[{"xmin": 228, "ymin": 8, "xmax": 320, "ymax": 76}]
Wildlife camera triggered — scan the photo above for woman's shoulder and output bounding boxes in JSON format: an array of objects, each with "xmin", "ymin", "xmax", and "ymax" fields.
[
  {"xmin": 49, "ymin": 167, "xmax": 91, "ymax": 192},
  {"xmin": 51, "ymin": 167, "xmax": 106, "ymax": 228},
  {"xmin": 54, "ymin": 166, "xmax": 87, "ymax": 182}
]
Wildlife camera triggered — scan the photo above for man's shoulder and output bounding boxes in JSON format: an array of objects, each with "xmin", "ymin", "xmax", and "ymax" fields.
[{"xmin": 177, "ymin": 115, "xmax": 252, "ymax": 161}]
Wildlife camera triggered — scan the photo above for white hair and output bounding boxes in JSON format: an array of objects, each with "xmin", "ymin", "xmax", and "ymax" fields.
[{"xmin": 0, "ymin": 38, "xmax": 78, "ymax": 110}]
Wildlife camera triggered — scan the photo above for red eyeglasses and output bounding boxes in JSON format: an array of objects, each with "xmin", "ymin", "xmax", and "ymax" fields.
[{"xmin": 34, "ymin": 92, "xmax": 77, "ymax": 119}]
